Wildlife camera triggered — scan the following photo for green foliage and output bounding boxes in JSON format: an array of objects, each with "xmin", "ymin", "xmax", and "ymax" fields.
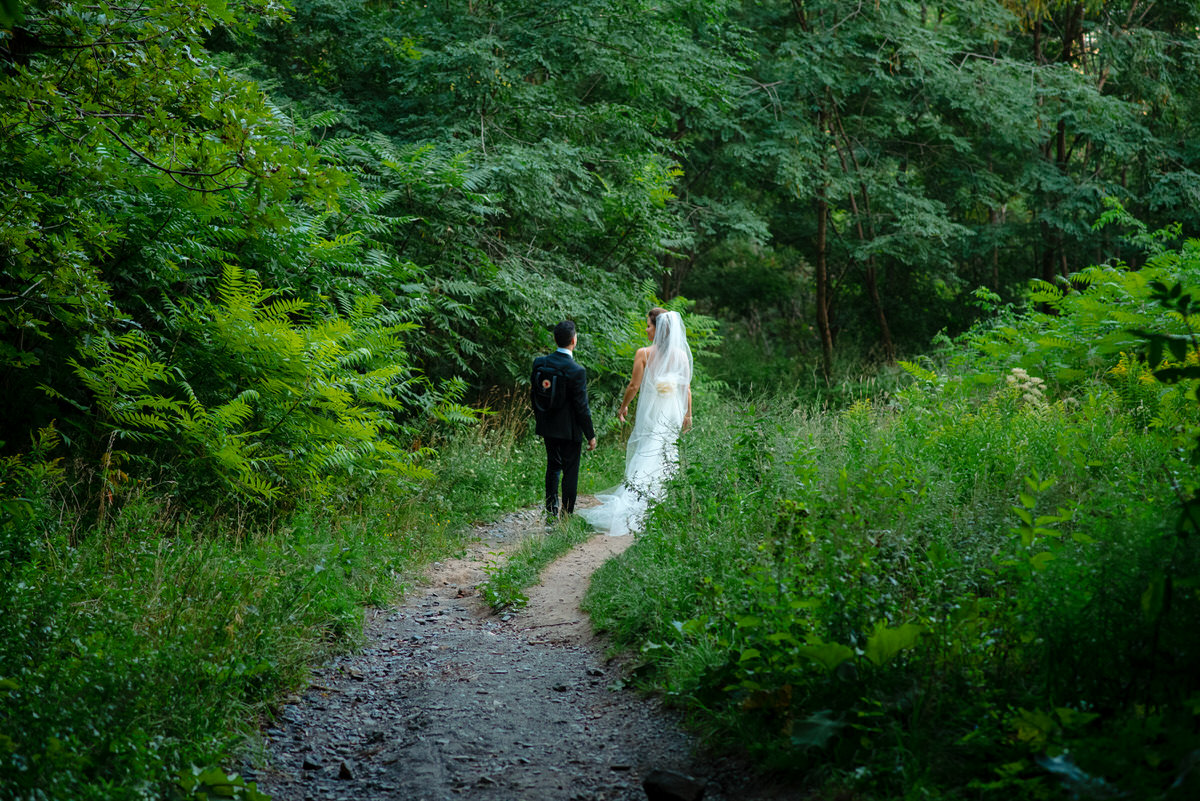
[
  {"xmin": 0, "ymin": 0, "xmax": 22, "ymax": 27},
  {"xmin": 174, "ymin": 765, "xmax": 269, "ymax": 801},
  {"xmin": 52, "ymin": 262, "xmax": 468, "ymax": 504},
  {"xmin": 4, "ymin": 0, "xmax": 1200, "ymax": 796},
  {"xmin": 213, "ymin": 0, "xmax": 741, "ymax": 388},
  {"xmin": 0, "ymin": 424, "xmax": 64, "ymax": 532},
  {"xmin": 957, "ymin": 212, "xmax": 1200, "ymax": 421},
  {"xmin": 675, "ymin": 0, "xmax": 1200, "ymax": 376},
  {"xmin": 0, "ymin": 494, "xmax": 427, "ymax": 798},
  {"xmin": 585, "ymin": 229, "xmax": 1200, "ymax": 796},
  {"xmin": 1, "ymin": 0, "xmax": 489, "ymax": 517},
  {"xmin": 1, "ymin": 0, "xmax": 335, "ymax": 361},
  {"xmin": 425, "ymin": 393, "xmax": 547, "ymax": 515},
  {"xmin": 0, "ymin": 409, "xmax": 546, "ymax": 798}
]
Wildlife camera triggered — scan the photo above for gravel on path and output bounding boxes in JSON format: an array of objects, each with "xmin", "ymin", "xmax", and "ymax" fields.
[{"xmin": 252, "ymin": 507, "xmax": 789, "ymax": 801}]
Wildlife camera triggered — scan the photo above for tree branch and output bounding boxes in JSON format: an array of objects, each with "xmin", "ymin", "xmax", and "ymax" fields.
[{"xmin": 100, "ymin": 123, "xmax": 247, "ymax": 193}]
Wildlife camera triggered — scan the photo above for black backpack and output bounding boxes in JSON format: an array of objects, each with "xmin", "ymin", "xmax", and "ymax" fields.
[{"xmin": 532, "ymin": 362, "xmax": 568, "ymax": 414}]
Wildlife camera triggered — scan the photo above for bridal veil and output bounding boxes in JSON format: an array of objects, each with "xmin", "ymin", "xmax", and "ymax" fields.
[{"xmin": 580, "ymin": 311, "xmax": 692, "ymax": 536}]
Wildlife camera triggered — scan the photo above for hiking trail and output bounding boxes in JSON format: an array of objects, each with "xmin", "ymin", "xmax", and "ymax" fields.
[{"xmin": 252, "ymin": 505, "xmax": 783, "ymax": 801}]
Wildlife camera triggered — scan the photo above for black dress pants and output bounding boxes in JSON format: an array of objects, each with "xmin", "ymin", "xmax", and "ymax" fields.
[{"xmin": 542, "ymin": 436, "xmax": 582, "ymax": 515}]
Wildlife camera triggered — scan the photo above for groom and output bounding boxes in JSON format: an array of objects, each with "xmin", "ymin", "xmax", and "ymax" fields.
[{"xmin": 531, "ymin": 320, "xmax": 596, "ymax": 520}]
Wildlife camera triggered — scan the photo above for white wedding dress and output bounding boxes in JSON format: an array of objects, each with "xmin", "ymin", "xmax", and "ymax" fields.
[{"xmin": 580, "ymin": 311, "xmax": 692, "ymax": 537}]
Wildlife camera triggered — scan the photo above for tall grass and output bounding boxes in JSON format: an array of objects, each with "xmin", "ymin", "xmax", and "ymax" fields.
[
  {"xmin": 585, "ymin": 375, "xmax": 1198, "ymax": 797},
  {"xmin": 0, "ymin": 482, "xmax": 463, "ymax": 799}
]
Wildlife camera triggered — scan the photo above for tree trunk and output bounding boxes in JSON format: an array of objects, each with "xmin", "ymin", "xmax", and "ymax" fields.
[
  {"xmin": 815, "ymin": 191, "xmax": 833, "ymax": 385},
  {"xmin": 1054, "ymin": 116, "xmax": 1071, "ymax": 279},
  {"xmin": 848, "ymin": 211, "xmax": 894, "ymax": 362},
  {"xmin": 830, "ymin": 108, "xmax": 894, "ymax": 362},
  {"xmin": 863, "ymin": 264, "xmax": 893, "ymax": 362},
  {"xmin": 990, "ymin": 205, "xmax": 1002, "ymax": 291},
  {"xmin": 1040, "ymin": 221, "xmax": 1057, "ymax": 284},
  {"xmin": 659, "ymin": 253, "xmax": 693, "ymax": 300},
  {"xmin": 815, "ymin": 108, "xmax": 834, "ymax": 384}
]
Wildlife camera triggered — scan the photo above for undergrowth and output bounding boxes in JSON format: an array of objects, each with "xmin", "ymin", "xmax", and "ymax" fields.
[
  {"xmin": 0, "ymin": 401, "xmax": 543, "ymax": 800},
  {"xmin": 584, "ymin": 229, "xmax": 1200, "ymax": 799},
  {"xmin": 0, "ymin": 484, "xmax": 446, "ymax": 800}
]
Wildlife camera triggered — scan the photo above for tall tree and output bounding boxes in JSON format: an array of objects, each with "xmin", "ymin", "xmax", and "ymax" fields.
[
  {"xmin": 674, "ymin": 0, "xmax": 1200, "ymax": 382},
  {"xmin": 222, "ymin": 0, "xmax": 743, "ymax": 386}
]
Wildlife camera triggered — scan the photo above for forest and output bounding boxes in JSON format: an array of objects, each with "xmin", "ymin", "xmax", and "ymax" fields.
[{"xmin": 1, "ymin": 0, "xmax": 1199, "ymax": 798}]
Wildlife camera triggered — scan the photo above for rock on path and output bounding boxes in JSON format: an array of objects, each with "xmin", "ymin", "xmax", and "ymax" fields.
[{"xmin": 252, "ymin": 507, "xmax": 781, "ymax": 801}]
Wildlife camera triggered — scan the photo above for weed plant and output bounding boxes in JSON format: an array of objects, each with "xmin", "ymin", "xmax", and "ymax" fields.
[
  {"xmin": 429, "ymin": 388, "xmax": 547, "ymax": 518},
  {"xmin": 0, "ymin": 486, "xmax": 445, "ymax": 799},
  {"xmin": 585, "ymin": 237, "xmax": 1200, "ymax": 799},
  {"xmin": 480, "ymin": 515, "xmax": 594, "ymax": 610}
]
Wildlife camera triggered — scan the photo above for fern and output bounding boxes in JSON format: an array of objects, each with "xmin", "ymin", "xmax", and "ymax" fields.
[
  {"xmin": 959, "ymin": 222, "xmax": 1200, "ymax": 406},
  {"xmin": 899, "ymin": 360, "xmax": 940, "ymax": 384},
  {"xmin": 1028, "ymin": 279, "xmax": 1064, "ymax": 306}
]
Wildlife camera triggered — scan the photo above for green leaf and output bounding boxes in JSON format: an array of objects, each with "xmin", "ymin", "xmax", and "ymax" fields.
[
  {"xmin": 0, "ymin": 0, "xmax": 23, "ymax": 27},
  {"xmin": 1029, "ymin": 551, "xmax": 1056, "ymax": 571},
  {"xmin": 1054, "ymin": 707, "xmax": 1100, "ymax": 730},
  {"xmin": 863, "ymin": 622, "xmax": 926, "ymax": 667},
  {"xmin": 1141, "ymin": 576, "xmax": 1166, "ymax": 621},
  {"xmin": 898, "ymin": 360, "xmax": 938, "ymax": 383},
  {"xmin": 795, "ymin": 641, "xmax": 855, "ymax": 672},
  {"xmin": 790, "ymin": 710, "xmax": 843, "ymax": 749},
  {"xmin": 1168, "ymin": 337, "xmax": 1189, "ymax": 363},
  {"xmin": 1013, "ymin": 707, "xmax": 1058, "ymax": 747}
]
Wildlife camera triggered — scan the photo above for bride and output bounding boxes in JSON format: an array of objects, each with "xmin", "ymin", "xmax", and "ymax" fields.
[{"xmin": 580, "ymin": 308, "xmax": 693, "ymax": 537}]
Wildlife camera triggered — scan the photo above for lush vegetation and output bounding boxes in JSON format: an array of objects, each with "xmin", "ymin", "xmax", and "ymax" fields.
[
  {"xmin": 586, "ymin": 224, "xmax": 1200, "ymax": 798},
  {"xmin": 0, "ymin": 413, "xmax": 558, "ymax": 799},
  {"xmin": 3, "ymin": 0, "xmax": 1200, "ymax": 798}
]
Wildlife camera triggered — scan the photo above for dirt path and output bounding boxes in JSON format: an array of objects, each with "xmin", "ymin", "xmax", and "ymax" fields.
[{"xmin": 251, "ymin": 506, "xmax": 779, "ymax": 801}]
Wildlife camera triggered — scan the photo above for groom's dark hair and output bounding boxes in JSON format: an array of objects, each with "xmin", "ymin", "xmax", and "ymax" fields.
[{"xmin": 553, "ymin": 320, "xmax": 576, "ymax": 348}]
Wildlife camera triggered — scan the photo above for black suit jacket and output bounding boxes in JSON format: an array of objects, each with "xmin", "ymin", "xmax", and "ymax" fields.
[{"xmin": 531, "ymin": 350, "xmax": 595, "ymax": 443}]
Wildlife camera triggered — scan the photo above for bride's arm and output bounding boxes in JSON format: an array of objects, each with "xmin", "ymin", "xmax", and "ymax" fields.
[
  {"xmin": 618, "ymin": 348, "xmax": 648, "ymax": 422},
  {"xmin": 683, "ymin": 386, "xmax": 693, "ymax": 432}
]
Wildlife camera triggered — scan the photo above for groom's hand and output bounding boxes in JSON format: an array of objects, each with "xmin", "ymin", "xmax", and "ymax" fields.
[{"xmin": 587, "ymin": 437, "xmax": 597, "ymax": 451}]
